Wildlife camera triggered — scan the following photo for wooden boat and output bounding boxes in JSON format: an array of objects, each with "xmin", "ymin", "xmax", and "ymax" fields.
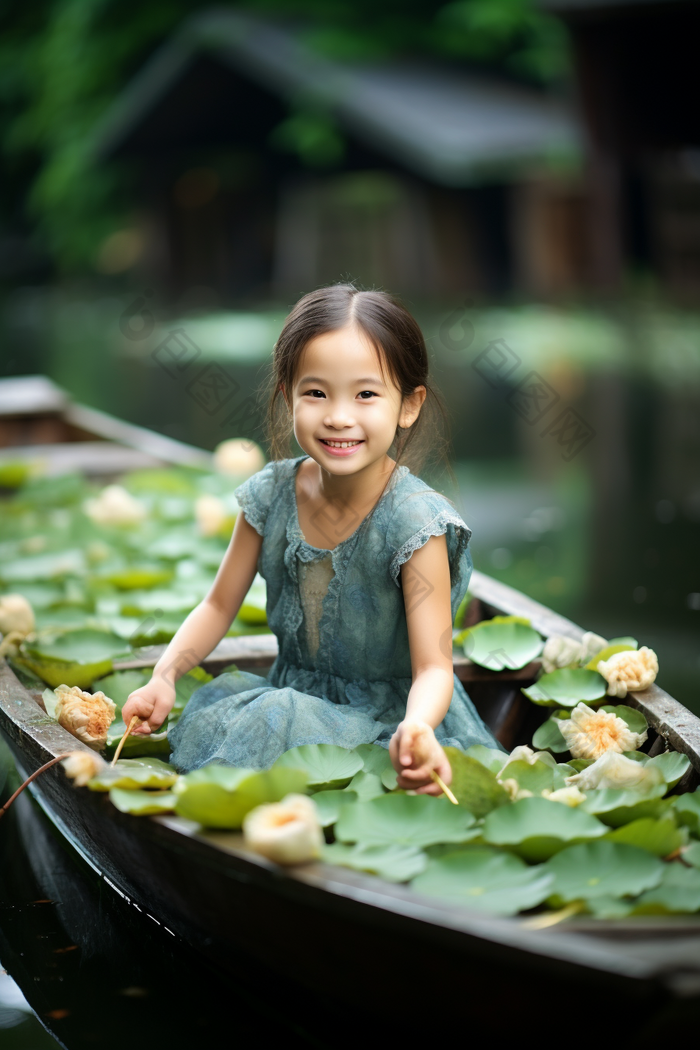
[{"xmin": 3, "ymin": 374, "xmax": 700, "ymax": 1015}]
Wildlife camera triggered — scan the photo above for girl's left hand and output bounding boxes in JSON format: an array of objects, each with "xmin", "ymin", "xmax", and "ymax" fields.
[{"xmin": 389, "ymin": 720, "xmax": 452, "ymax": 796}]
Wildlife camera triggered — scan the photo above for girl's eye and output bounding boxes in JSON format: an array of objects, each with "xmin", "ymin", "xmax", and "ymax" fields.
[
  {"xmin": 358, "ymin": 391, "xmax": 376, "ymax": 399},
  {"xmin": 303, "ymin": 390, "xmax": 377, "ymax": 399}
]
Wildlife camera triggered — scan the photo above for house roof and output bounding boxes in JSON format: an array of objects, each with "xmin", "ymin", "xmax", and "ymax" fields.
[{"xmin": 92, "ymin": 8, "xmax": 580, "ymax": 186}]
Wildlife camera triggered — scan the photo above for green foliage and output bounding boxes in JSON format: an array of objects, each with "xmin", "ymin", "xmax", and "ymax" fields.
[
  {"xmin": 108, "ymin": 787, "xmax": 177, "ymax": 814},
  {"xmin": 632, "ymin": 864, "xmax": 700, "ymax": 915},
  {"xmin": 173, "ymin": 763, "xmax": 309, "ymax": 828},
  {"xmin": 580, "ymin": 785, "xmax": 670, "ymax": 828},
  {"xmin": 311, "ymin": 789, "xmax": 358, "ymax": 828},
  {"xmin": 522, "ymin": 668, "xmax": 607, "ymax": 708},
  {"xmin": 87, "ymin": 757, "xmax": 178, "ymax": 791},
  {"xmin": 335, "ymin": 793, "xmax": 477, "ymax": 849},
  {"xmin": 412, "ymin": 848, "xmax": 554, "ymax": 916},
  {"xmin": 605, "ymin": 817, "xmax": 686, "ymax": 858},
  {"xmin": 323, "ymin": 842, "xmax": 428, "ymax": 882},
  {"xmin": 21, "ymin": 627, "xmax": 131, "ymax": 687},
  {"xmin": 462, "ymin": 619, "xmax": 544, "ymax": 671},
  {"xmin": 274, "ymin": 744, "xmax": 363, "ymax": 790},
  {"xmin": 532, "ymin": 714, "xmax": 568, "ymax": 753},
  {"xmin": 482, "ymin": 796, "xmax": 607, "ymax": 862},
  {"xmin": 543, "ymin": 841, "xmax": 664, "ymax": 906},
  {"xmin": 444, "ymin": 747, "xmax": 510, "ymax": 818}
]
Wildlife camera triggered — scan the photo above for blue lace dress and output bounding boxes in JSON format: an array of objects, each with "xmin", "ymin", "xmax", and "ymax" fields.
[{"xmin": 168, "ymin": 455, "xmax": 503, "ymax": 771}]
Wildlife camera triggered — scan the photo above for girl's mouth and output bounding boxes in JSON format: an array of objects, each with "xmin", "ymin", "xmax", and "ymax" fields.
[{"xmin": 318, "ymin": 438, "xmax": 364, "ymax": 457}]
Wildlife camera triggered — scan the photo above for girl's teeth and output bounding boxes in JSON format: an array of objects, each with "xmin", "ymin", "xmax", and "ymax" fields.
[{"xmin": 324, "ymin": 440, "xmax": 360, "ymax": 448}]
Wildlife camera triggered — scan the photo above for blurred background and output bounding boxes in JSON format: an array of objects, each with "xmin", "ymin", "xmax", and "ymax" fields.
[
  {"xmin": 1, "ymin": 0, "xmax": 698, "ymax": 701},
  {"xmin": 0, "ymin": 1, "xmax": 699, "ymax": 1044}
]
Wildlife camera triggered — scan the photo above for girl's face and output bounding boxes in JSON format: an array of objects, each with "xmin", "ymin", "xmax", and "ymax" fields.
[{"xmin": 288, "ymin": 325, "xmax": 425, "ymax": 474}]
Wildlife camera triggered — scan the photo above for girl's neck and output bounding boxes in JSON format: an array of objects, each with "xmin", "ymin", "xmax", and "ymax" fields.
[{"xmin": 303, "ymin": 453, "xmax": 398, "ymax": 511}]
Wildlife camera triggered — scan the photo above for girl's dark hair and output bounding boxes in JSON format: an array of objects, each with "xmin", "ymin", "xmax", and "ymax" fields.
[{"xmin": 263, "ymin": 283, "xmax": 454, "ymax": 486}]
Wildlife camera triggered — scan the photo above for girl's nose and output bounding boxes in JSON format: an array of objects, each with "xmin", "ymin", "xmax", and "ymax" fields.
[{"xmin": 324, "ymin": 401, "xmax": 356, "ymax": 428}]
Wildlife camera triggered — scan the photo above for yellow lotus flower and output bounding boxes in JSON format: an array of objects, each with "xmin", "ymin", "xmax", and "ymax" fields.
[
  {"xmin": 83, "ymin": 484, "xmax": 147, "ymax": 527},
  {"xmin": 61, "ymin": 750, "xmax": 107, "ymax": 787},
  {"xmin": 501, "ymin": 745, "xmax": 555, "ymax": 771},
  {"xmin": 565, "ymin": 751, "xmax": 664, "ymax": 791},
  {"xmin": 558, "ymin": 702, "xmax": 647, "ymax": 760},
  {"xmin": 0, "ymin": 593, "xmax": 35, "ymax": 636},
  {"xmin": 541, "ymin": 786, "xmax": 587, "ymax": 807},
  {"xmin": 242, "ymin": 794, "xmax": 323, "ymax": 865},
  {"xmin": 213, "ymin": 439, "xmax": 265, "ymax": 478},
  {"xmin": 597, "ymin": 646, "xmax": 659, "ymax": 698},
  {"xmin": 499, "ymin": 779, "xmax": 534, "ymax": 802},
  {"xmin": 194, "ymin": 494, "xmax": 230, "ymax": 537},
  {"xmin": 54, "ymin": 684, "xmax": 116, "ymax": 750}
]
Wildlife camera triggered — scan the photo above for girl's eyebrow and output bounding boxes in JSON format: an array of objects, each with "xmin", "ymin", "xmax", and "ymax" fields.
[{"xmin": 297, "ymin": 375, "xmax": 384, "ymax": 386}]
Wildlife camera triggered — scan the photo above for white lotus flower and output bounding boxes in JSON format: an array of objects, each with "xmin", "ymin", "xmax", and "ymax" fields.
[
  {"xmin": 195, "ymin": 494, "xmax": 230, "ymax": 537},
  {"xmin": 83, "ymin": 485, "xmax": 147, "ymax": 527},
  {"xmin": 581, "ymin": 631, "xmax": 608, "ymax": 663},
  {"xmin": 54, "ymin": 684, "xmax": 117, "ymax": 750},
  {"xmin": 558, "ymin": 702, "xmax": 647, "ymax": 760},
  {"xmin": 61, "ymin": 750, "xmax": 107, "ymax": 787},
  {"xmin": 213, "ymin": 439, "xmax": 265, "ymax": 478},
  {"xmin": 0, "ymin": 593, "xmax": 35, "ymax": 636},
  {"xmin": 242, "ymin": 794, "xmax": 323, "ymax": 865},
  {"xmin": 501, "ymin": 745, "xmax": 555, "ymax": 770},
  {"xmin": 597, "ymin": 646, "xmax": 659, "ymax": 698},
  {"xmin": 540, "ymin": 631, "xmax": 608, "ymax": 673},
  {"xmin": 541, "ymin": 786, "xmax": 587, "ymax": 807},
  {"xmin": 541, "ymin": 635, "xmax": 585, "ymax": 674},
  {"xmin": 565, "ymin": 751, "xmax": 665, "ymax": 791},
  {"xmin": 499, "ymin": 779, "xmax": 534, "ymax": 802}
]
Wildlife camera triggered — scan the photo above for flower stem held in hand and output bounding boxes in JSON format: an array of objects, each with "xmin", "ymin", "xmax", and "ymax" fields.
[{"xmin": 111, "ymin": 715, "xmax": 142, "ymax": 766}]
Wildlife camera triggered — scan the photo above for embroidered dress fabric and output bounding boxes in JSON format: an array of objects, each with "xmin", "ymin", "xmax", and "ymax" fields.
[{"xmin": 168, "ymin": 455, "xmax": 504, "ymax": 771}]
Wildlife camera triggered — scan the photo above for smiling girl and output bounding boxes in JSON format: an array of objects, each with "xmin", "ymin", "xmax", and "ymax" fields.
[{"xmin": 122, "ymin": 284, "xmax": 502, "ymax": 794}]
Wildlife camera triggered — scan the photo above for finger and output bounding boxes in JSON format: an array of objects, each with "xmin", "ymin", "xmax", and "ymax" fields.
[
  {"xmin": 150, "ymin": 698, "xmax": 171, "ymax": 729},
  {"xmin": 435, "ymin": 752, "xmax": 452, "ymax": 785},
  {"xmin": 399, "ymin": 727, "xmax": 417, "ymax": 767},
  {"xmin": 414, "ymin": 781, "xmax": 443, "ymax": 796}
]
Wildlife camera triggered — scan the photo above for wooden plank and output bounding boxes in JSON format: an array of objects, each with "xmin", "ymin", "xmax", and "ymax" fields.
[
  {"xmin": 0, "ymin": 375, "xmax": 68, "ymax": 417},
  {"xmin": 0, "ymin": 441, "xmax": 167, "ymax": 477},
  {"xmin": 63, "ymin": 402, "xmax": 214, "ymax": 469}
]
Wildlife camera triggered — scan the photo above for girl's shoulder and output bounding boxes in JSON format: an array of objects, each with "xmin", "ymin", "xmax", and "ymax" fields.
[
  {"xmin": 232, "ymin": 457, "xmax": 298, "ymax": 536},
  {"xmin": 385, "ymin": 466, "xmax": 468, "ymax": 533}
]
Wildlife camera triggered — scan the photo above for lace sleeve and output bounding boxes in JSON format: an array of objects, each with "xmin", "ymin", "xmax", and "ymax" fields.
[
  {"xmin": 233, "ymin": 459, "xmax": 282, "ymax": 538},
  {"xmin": 387, "ymin": 491, "xmax": 473, "ymax": 619}
]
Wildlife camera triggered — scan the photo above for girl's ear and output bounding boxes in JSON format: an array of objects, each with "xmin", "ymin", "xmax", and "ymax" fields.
[{"xmin": 399, "ymin": 385, "xmax": 427, "ymax": 429}]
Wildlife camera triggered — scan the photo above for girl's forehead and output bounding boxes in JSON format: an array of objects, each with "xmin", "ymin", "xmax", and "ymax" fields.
[{"xmin": 295, "ymin": 328, "xmax": 390, "ymax": 384}]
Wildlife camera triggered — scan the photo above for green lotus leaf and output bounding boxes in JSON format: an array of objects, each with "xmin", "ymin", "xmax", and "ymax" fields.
[
  {"xmin": 355, "ymin": 743, "xmax": 394, "ymax": 778},
  {"xmin": 444, "ymin": 748, "xmax": 510, "ymax": 818},
  {"xmin": 323, "ymin": 842, "xmax": 428, "ymax": 882},
  {"xmin": 21, "ymin": 652, "xmax": 113, "ymax": 690},
  {"xmin": 552, "ymin": 763, "xmax": 578, "ymax": 789},
  {"xmin": 344, "ymin": 770, "xmax": 384, "ymax": 801},
  {"xmin": 463, "ymin": 620, "xmax": 543, "ymax": 671},
  {"xmin": 543, "ymin": 841, "xmax": 664, "ymax": 906},
  {"xmin": 0, "ymin": 549, "xmax": 86, "ymax": 584},
  {"xmin": 312, "ymin": 790, "xmax": 358, "ymax": 827},
  {"xmin": 645, "ymin": 751, "xmax": 691, "ymax": 788},
  {"xmin": 580, "ymin": 785, "xmax": 670, "ymax": 827},
  {"xmin": 605, "ymin": 817, "xmax": 685, "ymax": 857},
  {"xmin": 586, "ymin": 643, "xmax": 636, "ymax": 671},
  {"xmin": 599, "ymin": 705, "xmax": 648, "ymax": 735},
  {"xmin": 584, "ymin": 895, "xmax": 635, "ymax": 919},
  {"xmin": 0, "ymin": 460, "xmax": 32, "ymax": 488},
  {"xmin": 482, "ymin": 797, "xmax": 607, "ymax": 862},
  {"xmin": 335, "ymin": 793, "xmax": 476, "ymax": 848},
  {"xmin": 25, "ymin": 627, "xmax": 131, "ymax": 666},
  {"xmin": 522, "ymin": 668, "xmax": 607, "ymax": 708},
  {"xmin": 632, "ymin": 863, "xmax": 700, "ymax": 914},
  {"xmin": 464, "ymin": 744, "xmax": 508, "ymax": 775},
  {"xmin": 381, "ymin": 765, "xmax": 399, "ymax": 790},
  {"xmin": 499, "ymin": 759, "xmax": 554, "ymax": 795},
  {"xmin": 238, "ymin": 576, "xmax": 267, "ymax": 625},
  {"xmin": 173, "ymin": 763, "xmax": 309, "ymax": 828},
  {"xmin": 683, "ymin": 842, "xmax": 700, "ymax": 868},
  {"xmin": 532, "ymin": 716, "xmax": 569, "ymax": 753},
  {"xmin": 93, "ymin": 669, "xmax": 151, "ymax": 715},
  {"xmin": 274, "ymin": 744, "xmax": 363, "ymax": 790},
  {"xmin": 105, "ymin": 718, "xmax": 171, "ymax": 757},
  {"xmin": 411, "ymin": 848, "xmax": 554, "ymax": 916},
  {"xmin": 88, "ymin": 757, "xmax": 179, "ymax": 792},
  {"xmin": 568, "ymin": 759, "xmax": 595, "ymax": 773},
  {"xmin": 144, "ymin": 532, "xmax": 199, "ymax": 560},
  {"xmin": 102, "ymin": 566, "xmax": 174, "ymax": 590},
  {"xmin": 122, "ymin": 467, "xmax": 199, "ymax": 496},
  {"xmin": 607, "ymin": 637, "xmax": 638, "ymax": 649},
  {"xmin": 673, "ymin": 789, "xmax": 700, "ymax": 835},
  {"xmin": 108, "ymin": 788, "xmax": 177, "ymax": 815}
]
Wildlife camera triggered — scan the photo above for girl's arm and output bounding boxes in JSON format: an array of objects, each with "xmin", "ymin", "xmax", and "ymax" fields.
[
  {"xmin": 122, "ymin": 511, "xmax": 263, "ymax": 734},
  {"xmin": 389, "ymin": 533, "xmax": 455, "ymax": 795}
]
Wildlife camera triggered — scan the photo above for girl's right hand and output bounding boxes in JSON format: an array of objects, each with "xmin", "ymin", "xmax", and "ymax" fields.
[{"xmin": 122, "ymin": 679, "xmax": 176, "ymax": 736}]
